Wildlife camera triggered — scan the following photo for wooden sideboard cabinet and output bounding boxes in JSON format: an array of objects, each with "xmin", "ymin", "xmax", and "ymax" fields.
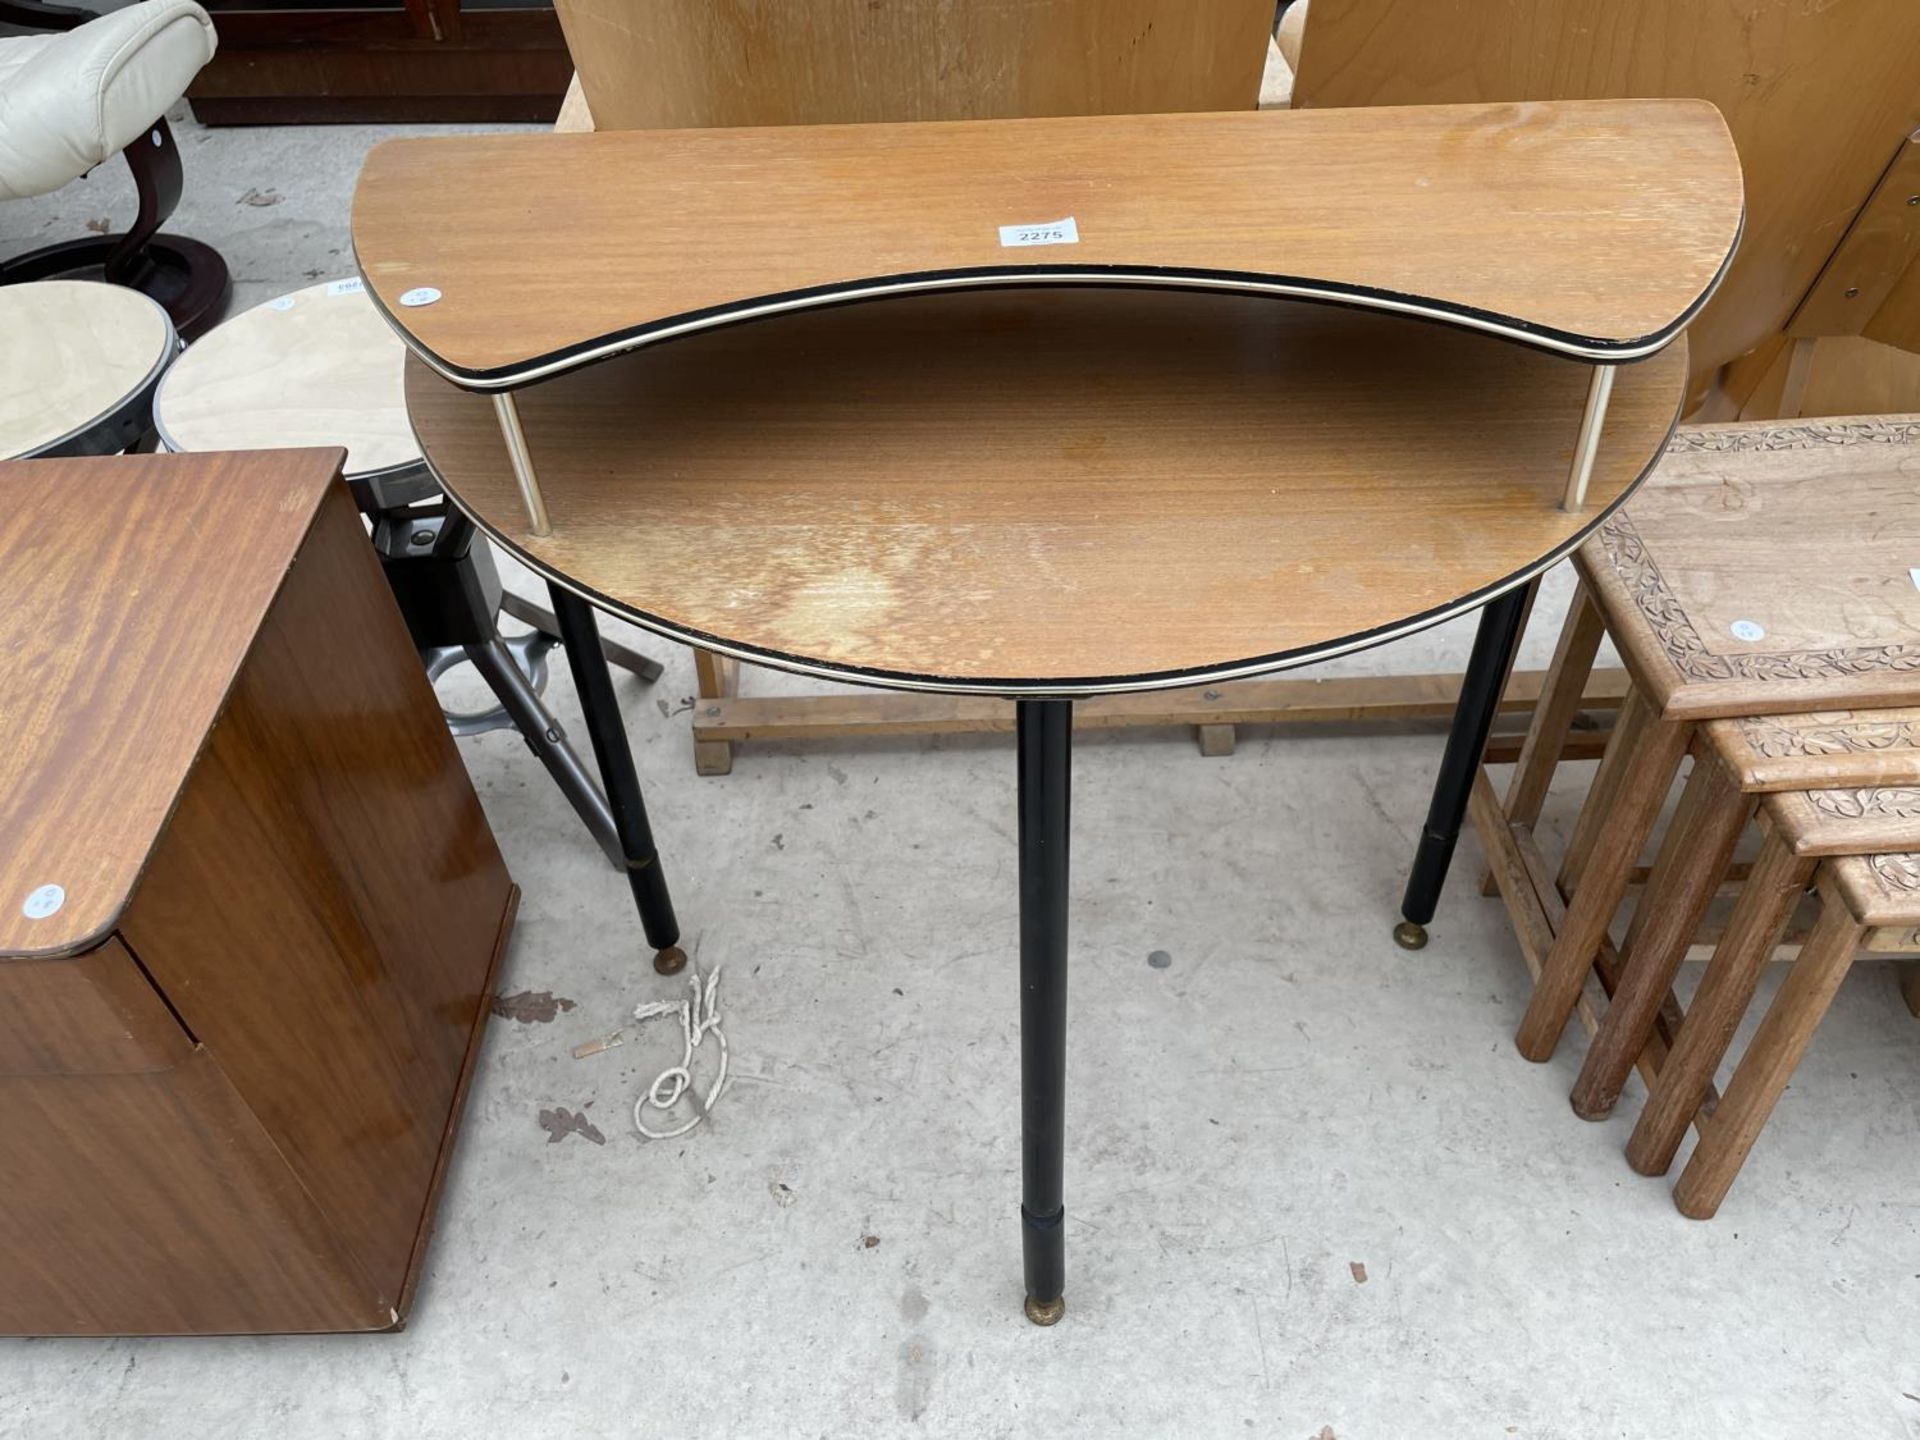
[
  {"xmin": 187, "ymin": 0, "xmax": 573, "ymax": 125},
  {"xmin": 0, "ymin": 449, "xmax": 516, "ymax": 1335}
]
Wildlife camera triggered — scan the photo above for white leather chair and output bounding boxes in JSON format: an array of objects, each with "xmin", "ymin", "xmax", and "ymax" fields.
[{"xmin": 0, "ymin": 0, "xmax": 229, "ymax": 335}]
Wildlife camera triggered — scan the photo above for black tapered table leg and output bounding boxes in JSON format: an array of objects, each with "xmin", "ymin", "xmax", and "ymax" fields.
[
  {"xmin": 1017, "ymin": 698, "xmax": 1071, "ymax": 1325},
  {"xmin": 547, "ymin": 583, "xmax": 684, "ymax": 971},
  {"xmin": 1395, "ymin": 580, "xmax": 1535, "ymax": 950}
]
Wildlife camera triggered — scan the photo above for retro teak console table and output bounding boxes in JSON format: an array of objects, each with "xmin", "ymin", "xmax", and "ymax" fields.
[{"xmin": 352, "ymin": 100, "xmax": 1743, "ymax": 1323}]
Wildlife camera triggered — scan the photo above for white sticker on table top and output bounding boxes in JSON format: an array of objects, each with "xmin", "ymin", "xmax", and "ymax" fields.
[
  {"xmin": 327, "ymin": 276, "xmax": 366, "ymax": 298},
  {"xmin": 21, "ymin": 884, "xmax": 64, "ymax": 921},
  {"xmin": 268, "ymin": 295, "xmax": 296, "ymax": 311},
  {"xmin": 999, "ymin": 217, "xmax": 1079, "ymax": 248},
  {"xmin": 1729, "ymin": 619, "xmax": 1766, "ymax": 642},
  {"xmin": 399, "ymin": 286, "xmax": 442, "ymax": 308}
]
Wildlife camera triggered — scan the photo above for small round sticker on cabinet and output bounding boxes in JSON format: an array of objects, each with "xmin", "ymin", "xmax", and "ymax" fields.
[
  {"xmin": 21, "ymin": 883, "xmax": 64, "ymax": 920},
  {"xmin": 1729, "ymin": 619, "xmax": 1766, "ymax": 643}
]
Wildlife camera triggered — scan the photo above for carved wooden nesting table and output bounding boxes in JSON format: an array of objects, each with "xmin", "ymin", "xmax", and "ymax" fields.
[{"xmin": 352, "ymin": 99, "xmax": 1742, "ymax": 1322}]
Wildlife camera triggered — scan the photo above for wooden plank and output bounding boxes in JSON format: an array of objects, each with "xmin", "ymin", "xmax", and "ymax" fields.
[
  {"xmin": 357, "ymin": 100, "xmax": 1741, "ymax": 383},
  {"xmin": 1195, "ymin": 724, "xmax": 1237, "ymax": 756},
  {"xmin": 1502, "ymin": 582, "xmax": 1605, "ymax": 827},
  {"xmin": 406, "ymin": 289, "xmax": 1688, "ymax": 693},
  {"xmin": 1469, "ymin": 767, "xmax": 1706, "ymax": 1102},
  {"xmin": 1517, "ymin": 692, "xmax": 1690, "ymax": 1061},
  {"xmin": 1290, "ymin": 0, "xmax": 1920, "ymax": 390},
  {"xmin": 1570, "ymin": 750, "xmax": 1753, "ymax": 1120},
  {"xmin": 689, "ymin": 667, "xmax": 1629, "ymax": 744},
  {"xmin": 557, "ymin": 0, "xmax": 1274, "ymax": 132},
  {"xmin": 1673, "ymin": 877, "xmax": 1866, "ymax": 1219},
  {"xmin": 1791, "ymin": 130, "xmax": 1920, "ymax": 340},
  {"xmin": 1627, "ymin": 823, "xmax": 1815, "ymax": 1176},
  {"xmin": 0, "ymin": 450, "xmax": 344, "ymax": 959},
  {"xmin": 691, "ymin": 648, "xmax": 740, "ymax": 776},
  {"xmin": 1473, "ymin": 768, "xmax": 1561, "ymax": 983},
  {"xmin": 554, "ymin": 70, "xmax": 592, "ymax": 133},
  {"xmin": 1511, "ymin": 809, "xmax": 1707, "ymax": 1103}
]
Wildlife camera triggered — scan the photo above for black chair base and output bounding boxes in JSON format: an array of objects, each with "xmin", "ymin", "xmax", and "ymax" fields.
[
  {"xmin": 0, "ymin": 231, "xmax": 231, "ymax": 339},
  {"xmin": 0, "ymin": 116, "xmax": 230, "ymax": 338}
]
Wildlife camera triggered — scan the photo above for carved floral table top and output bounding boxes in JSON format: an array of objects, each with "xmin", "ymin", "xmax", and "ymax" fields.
[{"xmin": 1580, "ymin": 416, "xmax": 1920, "ymax": 721}]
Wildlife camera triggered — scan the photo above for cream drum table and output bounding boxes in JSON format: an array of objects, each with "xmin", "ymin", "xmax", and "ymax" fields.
[{"xmin": 0, "ymin": 280, "xmax": 175, "ymax": 459}]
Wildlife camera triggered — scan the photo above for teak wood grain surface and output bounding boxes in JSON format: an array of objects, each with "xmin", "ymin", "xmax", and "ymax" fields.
[
  {"xmin": 354, "ymin": 98, "xmax": 1741, "ymax": 383},
  {"xmin": 0, "ymin": 450, "xmax": 340, "ymax": 958},
  {"xmin": 0, "ymin": 451, "xmax": 515, "ymax": 1334},
  {"xmin": 406, "ymin": 288, "xmax": 1688, "ymax": 692}
]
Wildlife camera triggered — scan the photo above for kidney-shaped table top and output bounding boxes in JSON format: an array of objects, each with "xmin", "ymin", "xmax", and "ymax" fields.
[
  {"xmin": 406, "ymin": 287, "xmax": 1689, "ymax": 695},
  {"xmin": 359, "ymin": 98, "xmax": 1741, "ymax": 388}
]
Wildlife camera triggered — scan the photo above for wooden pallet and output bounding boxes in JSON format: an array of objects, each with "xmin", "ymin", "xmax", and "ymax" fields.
[{"xmin": 687, "ymin": 664, "xmax": 1630, "ymax": 775}]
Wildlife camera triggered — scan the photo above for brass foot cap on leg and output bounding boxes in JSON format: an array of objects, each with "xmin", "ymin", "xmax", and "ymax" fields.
[
  {"xmin": 1023, "ymin": 1295, "xmax": 1065, "ymax": 1327},
  {"xmin": 653, "ymin": 945, "xmax": 688, "ymax": 976},
  {"xmin": 1392, "ymin": 921, "xmax": 1428, "ymax": 951}
]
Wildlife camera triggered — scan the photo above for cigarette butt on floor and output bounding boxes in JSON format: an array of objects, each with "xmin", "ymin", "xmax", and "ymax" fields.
[{"xmin": 573, "ymin": 1030, "xmax": 626, "ymax": 1060}]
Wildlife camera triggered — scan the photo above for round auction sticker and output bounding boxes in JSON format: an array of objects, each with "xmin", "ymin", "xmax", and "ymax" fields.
[
  {"xmin": 1730, "ymin": 619, "xmax": 1766, "ymax": 642},
  {"xmin": 400, "ymin": 287, "xmax": 442, "ymax": 308},
  {"xmin": 21, "ymin": 884, "xmax": 64, "ymax": 920}
]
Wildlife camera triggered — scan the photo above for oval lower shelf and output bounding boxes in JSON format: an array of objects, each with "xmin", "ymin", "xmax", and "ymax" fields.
[{"xmin": 406, "ymin": 287, "xmax": 1688, "ymax": 695}]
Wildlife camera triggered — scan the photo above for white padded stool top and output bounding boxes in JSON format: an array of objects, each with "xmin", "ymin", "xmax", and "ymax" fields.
[
  {"xmin": 155, "ymin": 277, "xmax": 420, "ymax": 480},
  {"xmin": 0, "ymin": 280, "xmax": 174, "ymax": 458},
  {"xmin": 0, "ymin": 0, "xmax": 216, "ymax": 201}
]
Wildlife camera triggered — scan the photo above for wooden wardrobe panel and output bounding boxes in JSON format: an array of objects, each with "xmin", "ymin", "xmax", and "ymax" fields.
[
  {"xmin": 121, "ymin": 482, "xmax": 513, "ymax": 1298},
  {"xmin": 559, "ymin": 0, "xmax": 1274, "ymax": 131},
  {"xmin": 1291, "ymin": 0, "xmax": 1920, "ymax": 382}
]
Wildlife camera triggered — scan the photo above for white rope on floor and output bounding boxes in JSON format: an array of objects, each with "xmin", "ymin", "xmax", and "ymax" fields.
[{"xmin": 632, "ymin": 966, "xmax": 728, "ymax": 1141}]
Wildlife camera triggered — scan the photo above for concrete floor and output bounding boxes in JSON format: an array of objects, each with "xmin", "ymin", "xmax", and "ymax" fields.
[{"xmin": 7, "ymin": 109, "xmax": 1920, "ymax": 1440}]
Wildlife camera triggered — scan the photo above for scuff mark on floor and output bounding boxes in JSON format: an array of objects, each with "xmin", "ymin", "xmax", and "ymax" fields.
[
  {"xmin": 538, "ymin": 1107, "xmax": 605, "ymax": 1145},
  {"xmin": 493, "ymin": 990, "xmax": 578, "ymax": 1024},
  {"xmin": 895, "ymin": 1338, "xmax": 935, "ymax": 1422}
]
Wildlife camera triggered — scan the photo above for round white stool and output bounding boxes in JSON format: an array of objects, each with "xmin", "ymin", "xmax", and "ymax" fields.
[
  {"xmin": 154, "ymin": 276, "xmax": 423, "ymax": 500},
  {"xmin": 0, "ymin": 280, "xmax": 175, "ymax": 458},
  {"xmin": 154, "ymin": 277, "xmax": 664, "ymax": 865}
]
